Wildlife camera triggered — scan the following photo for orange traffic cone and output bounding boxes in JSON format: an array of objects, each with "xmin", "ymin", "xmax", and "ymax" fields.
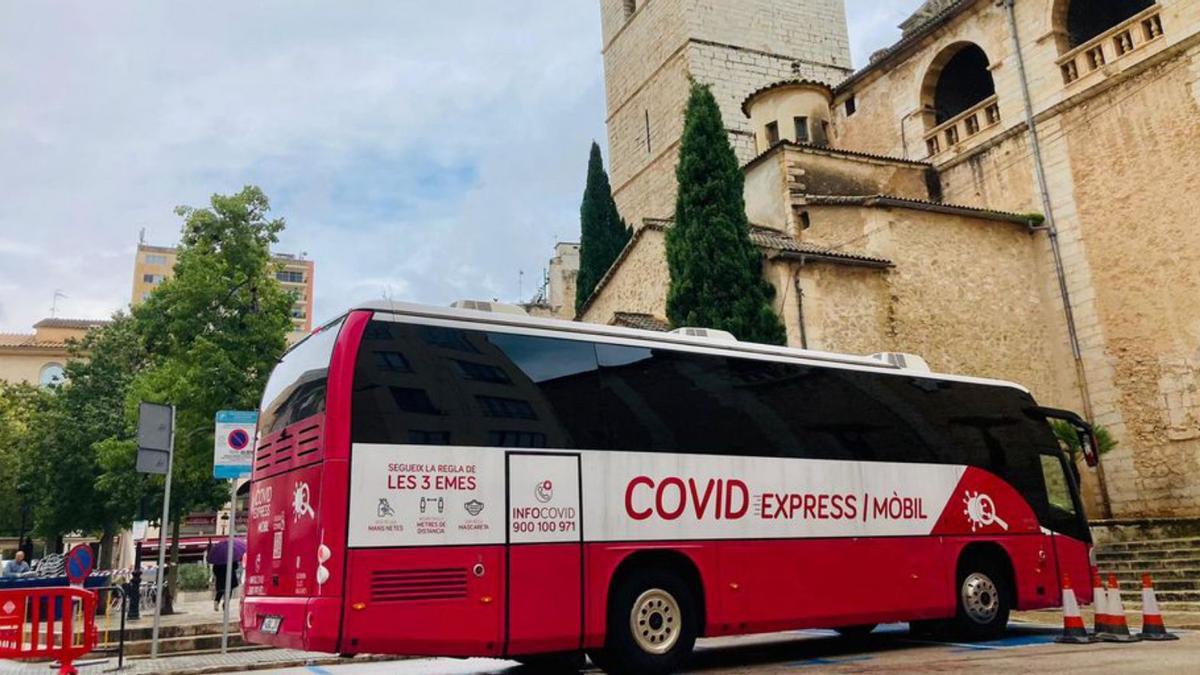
[
  {"xmin": 1138, "ymin": 573, "xmax": 1179, "ymax": 641},
  {"xmin": 1055, "ymin": 574, "xmax": 1094, "ymax": 643},
  {"xmin": 1091, "ymin": 572, "xmax": 1112, "ymax": 636},
  {"xmin": 1097, "ymin": 573, "xmax": 1141, "ymax": 642}
]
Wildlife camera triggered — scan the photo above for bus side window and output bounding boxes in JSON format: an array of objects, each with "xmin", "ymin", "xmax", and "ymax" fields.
[{"xmin": 1039, "ymin": 454, "xmax": 1078, "ymax": 516}]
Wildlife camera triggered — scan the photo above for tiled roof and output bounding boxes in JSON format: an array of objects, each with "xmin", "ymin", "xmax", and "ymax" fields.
[
  {"xmin": 610, "ymin": 312, "xmax": 671, "ymax": 333},
  {"xmin": 749, "ymin": 227, "xmax": 893, "ymax": 268},
  {"xmin": 0, "ymin": 333, "xmax": 69, "ymax": 350},
  {"xmin": 0, "ymin": 333, "xmax": 35, "ymax": 347},
  {"xmin": 742, "ymin": 139, "xmax": 931, "ymax": 174},
  {"xmin": 32, "ymin": 317, "xmax": 110, "ymax": 329},
  {"xmin": 741, "ymin": 79, "xmax": 834, "ymax": 117},
  {"xmin": 803, "ymin": 194, "xmax": 1037, "ymax": 225}
]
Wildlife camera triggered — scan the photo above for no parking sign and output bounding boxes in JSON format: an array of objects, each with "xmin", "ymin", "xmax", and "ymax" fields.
[{"xmin": 214, "ymin": 410, "xmax": 257, "ymax": 479}]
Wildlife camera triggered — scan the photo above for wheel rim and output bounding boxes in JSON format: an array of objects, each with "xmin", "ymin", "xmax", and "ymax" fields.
[
  {"xmin": 961, "ymin": 572, "xmax": 1000, "ymax": 624},
  {"xmin": 630, "ymin": 588, "xmax": 681, "ymax": 654}
]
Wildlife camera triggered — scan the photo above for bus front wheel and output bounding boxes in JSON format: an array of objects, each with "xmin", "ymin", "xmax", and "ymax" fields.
[
  {"xmin": 951, "ymin": 557, "xmax": 1011, "ymax": 641},
  {"xmin": 601, "ymin": 568, "xmax": 698, "ymax": 675}
]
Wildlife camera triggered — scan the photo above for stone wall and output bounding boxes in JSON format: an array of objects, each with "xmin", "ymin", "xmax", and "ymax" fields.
[
  {"xmin": 579, "ymin": 227, "xmax": 670, "ymax": 325},
  {"xmin": 1055, "ymin": 44, "xmax": 1200, "ymax": 516},
  {"xmin": 601, "ymin": 0, "xmax": 852, "ymax": 228}
]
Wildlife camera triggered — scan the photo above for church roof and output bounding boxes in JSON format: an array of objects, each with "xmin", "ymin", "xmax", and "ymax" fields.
[
  {"xmin": 804, "ymin": 194, "xmax": 1037, "ymax": 225},
  {"xmin": 748, "ymin": 227, "xmax": 893, "ymax": 268},
  {"xmin": 610, "ymin": 312, "xmax": 670, "ymax": 332},
  {"xmin": 741, "ymin": 79, "xmax": 834, "ymax": 117}
]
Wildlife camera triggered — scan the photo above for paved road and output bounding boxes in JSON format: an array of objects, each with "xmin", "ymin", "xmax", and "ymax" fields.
[{"xmin": 251, "ymin": 622, "xmax": 1196, "ymax": 674}]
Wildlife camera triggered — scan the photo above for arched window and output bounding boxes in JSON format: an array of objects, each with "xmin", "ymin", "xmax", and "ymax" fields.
[
  {"xmin": 925, "ymin": 43, "xmax": 996, "ymax": 125},
  {"xmin": 1063, "ymin": 0, "xmax": 1155, "ymax": 49},
  {"xmin": 39, "ymin": 362, "xmax": 65, "ymax": 387}
]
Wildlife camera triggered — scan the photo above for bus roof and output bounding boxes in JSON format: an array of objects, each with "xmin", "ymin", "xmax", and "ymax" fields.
[{"xmin": 302, "ymin": 300, "xmax": 1030, "ymax": 395}]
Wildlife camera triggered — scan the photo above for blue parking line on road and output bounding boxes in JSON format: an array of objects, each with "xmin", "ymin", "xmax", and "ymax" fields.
[
  {"xmin": 787, "ymin": 655, "xmax": 875, "ymax": 668},
  {"xmin": 306, "ymin": 667, "xmax": 334, "ymax": 675}
]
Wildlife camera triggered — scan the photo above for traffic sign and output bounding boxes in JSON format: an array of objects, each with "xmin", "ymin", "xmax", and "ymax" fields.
[
  {"xmin": 214, "ymin": 410, "xmax": 257, "ymax": 479},
  {"xmin": 136, "ymin": 402, "xmax": 174, "ymax": 475},
  {"xmin": 65, "ymin": 544, "xmax": 94, "ymax": 585}
]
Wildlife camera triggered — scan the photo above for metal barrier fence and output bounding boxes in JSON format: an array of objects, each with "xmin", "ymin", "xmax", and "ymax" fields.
[{"xmin": 0, "ymin": 585, "xmax": 97, "ymax": 674}]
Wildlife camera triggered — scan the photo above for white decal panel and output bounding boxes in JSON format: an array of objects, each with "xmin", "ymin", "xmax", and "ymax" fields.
[
  {"xmin": 508, "ymin": 454, "xmax": 581, "ymax": 544},
  {"xmin": 583, "ymin": 451, "xmax": 963, "ymax": 541},
  {"xmin": 348, "ymin": 445, "xmax": 968, "ymax": 547},
  {"xmin": 348, "ymin": 444, "xmax": 505, "ymax": 547}
]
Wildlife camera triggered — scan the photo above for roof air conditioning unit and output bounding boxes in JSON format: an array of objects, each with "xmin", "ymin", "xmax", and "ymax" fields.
[
  {"xmin": 869, "ymin": 352, "xmax": 931, "ymax": 372},
  {"xmin": 670, "ymin": 327, "xmax": 738, "ymax": 343},
  {"xmin": 450, "ymin": 300, "xmax": 528, "ymax": 316}
]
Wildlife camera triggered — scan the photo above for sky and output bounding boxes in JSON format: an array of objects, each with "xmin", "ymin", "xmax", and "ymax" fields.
[{"xmin": 0, "ymin": 1, "xmax": 924, "ymax": 333}]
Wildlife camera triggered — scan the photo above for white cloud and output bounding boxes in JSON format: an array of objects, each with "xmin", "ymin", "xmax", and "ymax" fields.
[{"xmin": 0, "ymin": 1, "xmax": 921, "ymax": 331}]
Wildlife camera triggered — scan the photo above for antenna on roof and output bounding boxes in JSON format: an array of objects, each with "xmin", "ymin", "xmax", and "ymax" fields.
[
  {"xmin": 138, "ymin": 227, "xmax": 145, "ymax": 244},
  {"xmin": 50, "ymin": 290, "xmax": 67, "ymax": 318}
]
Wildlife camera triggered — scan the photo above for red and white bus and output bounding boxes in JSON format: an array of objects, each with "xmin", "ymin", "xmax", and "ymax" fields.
[{"xmin": 241, "ymin": 301, "xmax": 1099, "ymax": 673}]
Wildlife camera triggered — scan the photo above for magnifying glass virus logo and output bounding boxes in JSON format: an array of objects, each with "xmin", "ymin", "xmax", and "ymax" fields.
[{"xmin": 963, "ymin": 491, "xmax": 1009, "ymax": 532}]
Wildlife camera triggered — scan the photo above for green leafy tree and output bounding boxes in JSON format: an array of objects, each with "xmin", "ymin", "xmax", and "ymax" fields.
[
  {"xmin": 666, "ymin": 82, "xmax": 786, "ymax": 345},
  {"xmin": 128, "ymin": 185, "xmax": 294, "ymax": 608},
  {"xmin": 575, "ymin": 142, "xmax": 632, "ymax": 315},
  {"xmin": 0, "ymin": 382, "xmax": 50, "ymax": 542},
  {"xmin": 1050, "ymin": 420, "xmax": 1117, "ymax": 464},
  {"xmin": 23, "ymin": 314, "xmax": 146, "ymax": 563}
]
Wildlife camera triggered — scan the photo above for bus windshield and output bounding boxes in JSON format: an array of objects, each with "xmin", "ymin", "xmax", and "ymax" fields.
[{"xmin": 258, "ymin": 316, "xmax": 345, "ymax": 434}]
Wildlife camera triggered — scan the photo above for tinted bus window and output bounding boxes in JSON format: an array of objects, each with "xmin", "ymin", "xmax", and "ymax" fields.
[
  {"xmin": 259, "ymin": 317, "xmax": 345, "ymax": 434},
  {"xmin": 351, "ymin": 321, "xmax": 603, "ymax": 449}
]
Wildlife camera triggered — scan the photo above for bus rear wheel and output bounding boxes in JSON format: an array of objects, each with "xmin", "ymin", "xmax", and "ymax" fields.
[
  {"xmin": 602, "ymin": 568, "xmax": 698, "ymax": 674},
  {"xmin": 950, "ymin": 557, "xmax": 1010, "ymax": 641}
]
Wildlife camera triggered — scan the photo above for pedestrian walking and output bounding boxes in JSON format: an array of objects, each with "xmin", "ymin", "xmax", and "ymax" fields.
[{"xmin": 207, "ymin": 540, "xmax": 243, "ymax": 611}]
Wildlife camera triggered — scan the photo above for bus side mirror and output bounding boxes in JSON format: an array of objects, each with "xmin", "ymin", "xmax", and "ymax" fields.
[{"xmin": 1077, "ymin": 424, "xmax": 1099, "ymax": 468}]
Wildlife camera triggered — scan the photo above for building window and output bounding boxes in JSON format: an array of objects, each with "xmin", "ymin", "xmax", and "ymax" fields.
[
  {"xmin": 623, "ymin": 0, "xmax": 637, "ymax": 20},
  {"xmin": 389, "ymin": 387, "xmax": 440, "ymax": 415},
  {"xmin": 276, "ymin": 270, "xmax": 304, "ymax": 283},
  {"xmin": 1064, "ymin": 0, "xmax": 1155, "ymax": 49},
  {"xmin": 765, "ymin": 121, "xmax": 779, "ymax": 146},
  {"xmin": 927, "ymin": 43, "xmax": 996, "ymax": 125},
  {"xmin": 488, "ymin": 430, "xmax": 547, "ymax": 448},
  {"xmin": 844, "ymin": 96, "xmax": 857, "ymax": 116},
  {"xmin": 145, "ymin": 254, "xmax": 168, "ymax": 266},
  {"xmin": 453, "ymin": 359, "xmax": 512, "ymax": 384},
  {"xmin": 376, "ymin": 351, "xmax": 412, "ymax": 373},
  {"xmin": 793, "ymin": 116, "xmax": 809, "ymax": 143},
  {"xmin": 142, "ymin": 273, "xmax": 164, "ymax": 284},
  {"xmin": 39, "ymin": 363, "xmax": 65, "ymax": 387},
  {"xmin": 141, "ymin": 291, "xmax": 151, "ymax": 301},
  {"xmin": 476, "ymin": 395, "xmax": 537, "ymax": 420},
  {"xmin": 799, "ymin": 211, "xmax": 811, "ymax": 230}
]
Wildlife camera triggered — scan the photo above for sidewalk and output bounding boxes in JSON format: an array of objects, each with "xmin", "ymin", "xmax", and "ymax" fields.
[{"xmin": 0, "ymin": 650, "xmax": 394, "ymax": 674}]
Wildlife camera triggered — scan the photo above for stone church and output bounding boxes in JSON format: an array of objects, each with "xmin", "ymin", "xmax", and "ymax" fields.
[{"xmin": 536, "ymin": 0, "xmax": 1200, "ymax": 522}]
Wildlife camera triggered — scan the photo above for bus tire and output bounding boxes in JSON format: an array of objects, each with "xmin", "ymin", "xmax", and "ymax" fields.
[
  {"xmin": 833, "ymin": 624, "xmax": 877, "ymax": 639},
  {"xmin": 602, "ymin": 567, "xmax": 698, "ymax": 674},
  {"xmin": 950, "ymin": 556, "xmax": 1010, "ymax": 641}
]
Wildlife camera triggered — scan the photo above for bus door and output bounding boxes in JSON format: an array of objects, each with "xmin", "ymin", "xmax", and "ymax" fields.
[
  {"xmin": 1039, "ymin": 450, "xmax": 1092, "ymax": 598},
  {"xmin": 505, "ymin": 452, "xmax": 583, "ymax": 655}
]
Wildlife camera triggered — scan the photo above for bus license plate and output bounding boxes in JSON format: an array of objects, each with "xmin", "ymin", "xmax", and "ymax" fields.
[{"xmin": 261, "ymin": 616, "xmax": 282, "ymax": 634}]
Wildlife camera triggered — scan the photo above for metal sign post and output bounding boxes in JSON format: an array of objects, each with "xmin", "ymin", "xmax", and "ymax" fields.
[
  {"xmin": 137, "ymin": 402, "xmax": 175, "ymax": 660},
  {"xmin": 214, "ymin": 410, "xmax": 256, "ymax": 654}
]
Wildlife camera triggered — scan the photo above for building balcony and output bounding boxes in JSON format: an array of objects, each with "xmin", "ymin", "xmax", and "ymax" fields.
[
  {"xmin": 1058, "ymin": 5, "xmax": 1164, "ymax": 87},
  {"xmin": 923, "ymin": 95, "xmax": 1001, "ymax": 159}
]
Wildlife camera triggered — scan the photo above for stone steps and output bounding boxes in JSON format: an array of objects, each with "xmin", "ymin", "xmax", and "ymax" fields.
[
  {"xmin": 1092, "ymin": 538, "xmax": 1200, "ymax": 610},
  {"xmin": 1097, "ymin": 537, "xmax": 1200, "ymax": 551},
  {"xmin": 1096, "ymin": 548, "xmax": 1200, "ymax": 562}
]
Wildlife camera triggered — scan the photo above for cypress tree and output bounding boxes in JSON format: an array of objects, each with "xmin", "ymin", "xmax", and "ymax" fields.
[
  {"xmin": 575, "ymin": 142, "xmax": 632, "ymax": 315},
  {"xmin": 666, "ymin": 82, "xmax": 787, "ymax": 345}
]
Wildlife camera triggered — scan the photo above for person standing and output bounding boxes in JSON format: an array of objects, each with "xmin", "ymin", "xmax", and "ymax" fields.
[{"xmin": 208, "ymin": 546, "xmax": 240, "ymax": 611}]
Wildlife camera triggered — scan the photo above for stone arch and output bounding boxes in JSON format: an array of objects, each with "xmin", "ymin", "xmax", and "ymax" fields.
[
  {"xmin": 921, "ymin": 42, "xmax": 996, "ymax": 126},
  {"xmin": 1051, "ymin": 0, "xmax": 1156, "ymax": 51}
]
